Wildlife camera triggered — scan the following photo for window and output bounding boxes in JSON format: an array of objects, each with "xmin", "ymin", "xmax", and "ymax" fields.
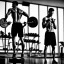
[
  {"xmin": 39, "ymin": 6, "xmax": 47, "ymax": 51},
  {"xmin": 0, "ymin": 1, "xmax": 5, "ymax": 32},
  {"xmin": 58, "ymin": 8, "xmax": 63, "ymax": 42},
  {"xmin": 0, "ymin": 1, "xmax": 5, "ymax": 50}
]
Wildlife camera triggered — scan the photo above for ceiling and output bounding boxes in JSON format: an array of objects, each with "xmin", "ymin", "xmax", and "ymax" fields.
[{"xmin": 2, "ymin": 0, "xmax": 64, "ymax": 8}]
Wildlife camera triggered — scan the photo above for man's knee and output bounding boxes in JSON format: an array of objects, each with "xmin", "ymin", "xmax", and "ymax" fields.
[
  {"xmin": 44, "ymin": 46, "xmax": 47, "ymax": 50},
  {"xmin": 52, "ymin": 46, "xmax": 55, "ymax": 51},
  {"xmin": 22, "ymin": 43, "xmax": 25, "ymax": 47},
  {"xmin": 22, "ymin": 43, "xmax": 24, "ymax": 51}
]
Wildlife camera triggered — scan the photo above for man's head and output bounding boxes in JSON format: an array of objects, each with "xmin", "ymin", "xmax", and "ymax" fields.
[
  {"xmin": 48, "ymin": 8, "xmax": 54, "ymax": 17},
  {"xmin": 12, "ymin": 1, "xmax": 18, "ymax": 8}
]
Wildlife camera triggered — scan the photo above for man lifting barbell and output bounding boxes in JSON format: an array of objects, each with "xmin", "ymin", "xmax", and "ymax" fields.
[{"xmin": 4, "ymin": 1, "xmax": 29, "ymax": 58}]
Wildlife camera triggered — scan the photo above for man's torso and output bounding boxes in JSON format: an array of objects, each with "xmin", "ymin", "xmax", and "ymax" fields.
[
  {"xmin": 45, "ymin": 17, "xmax": 54, "ymax": 32},
  {"xmin": 9, "ymin": 8, "xmax": 23, "ymax": 23}
]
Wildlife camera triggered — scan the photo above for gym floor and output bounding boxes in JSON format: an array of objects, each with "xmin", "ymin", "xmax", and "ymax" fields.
[{"xmin": 0, "ymin": 52, "xmax": 61, "ymax": 64}]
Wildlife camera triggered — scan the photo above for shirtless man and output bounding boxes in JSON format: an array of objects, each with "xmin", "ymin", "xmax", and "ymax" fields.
[
  {"xmin": 42, "ymin": 8, "xmax": 56, "ymax": 63},
  {"xmin": 4, "ymin": 1, "xmax": 29, "ymax": 58}
]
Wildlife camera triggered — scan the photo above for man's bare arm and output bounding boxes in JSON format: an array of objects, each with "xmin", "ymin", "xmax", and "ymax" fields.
[
  {"xmin": 23, "ymin": 11, "xmax": 29, "ymax": 18},
  {"xmin": 42, "ymin": 18, "xmax": 47, "ymax": 28},
  {"xmin": 52, "ymin": 19, "xmax": 56, "ymax": 29},
  {"xmin": 52, "ymin": 22, "xmax": 56, "ymax": 29},
  {"xmin": 19, "ymin": 9, "xmax": 29, "ymax": 19},
  {"xmin": 4, "ymin": 9, "xmax": 11, "ymax": 21}
]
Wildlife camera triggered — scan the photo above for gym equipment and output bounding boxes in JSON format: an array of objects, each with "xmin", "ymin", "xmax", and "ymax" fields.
[
  {"xmin": 24, "ymin": 33, "xmax": 39, "ymax": 37},
  {"xmin": 0, "ymin": 16, "xmax": 38, "ymax": 28},
  {"xmin": 24, "ymin": 33, "xmax": 40, "ymax": 57},
  {"xmin": 59, "ymin": 41, "xmax": 64, "ymax": 46},
  {"xmin": 0, "ymin": 18, "xmax": 11, "ymax": 28},
  {"xmin": 24, "ymin": 39, "xmax": 39, "ymax": 43},
  {"xmin": 22, "ymin": 17, "xmax": 38, "ymax": 28},
  {"xmin": 0, "ymin": 34, "xmax": 11, "ymax": 38},
  {"xmin": 0, "ymin": 31, "xmax": 12, "ymax": 50},
  {"xmin": 28, "ymin": 17, "xmax": 38, "ymax": 28},
  {"xmin": 59, "ymin": 42, "xmax": 64, "ymax": 64}
]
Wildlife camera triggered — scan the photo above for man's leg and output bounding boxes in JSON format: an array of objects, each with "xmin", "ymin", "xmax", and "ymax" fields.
[
  {"xmin": 20, "ymin": 37, "xmax": 24, "ymax": 57},
  {"xmin": 52, "ymin": 46, "xmax": 58, "ymax": 64},
  {"xmin": 12, "ymin": 37, "xmax": 16, "ymax": 58},
  {"xmin": 44, "ymin": 45, "xmax": 47, "ymax": 63},
  {"xmin": 52, "ymin": 46, "xmax": 55, "ymax": 60},
  {"xmin": 11, "ymin": 23, "xmax": 17, "ymax": 58}
]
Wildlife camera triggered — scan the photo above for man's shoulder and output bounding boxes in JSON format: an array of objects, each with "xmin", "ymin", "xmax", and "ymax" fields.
[
  {"xmin": 43, "ymin": 16, "xmax": 47, "ymax": 20},
  {"xmin": 8, "ymin": 8, "xmax": 12, "ymax": 11},
  {"xmin": 17, "ymin": 8, "xmax": 23, "ymax": 13}
]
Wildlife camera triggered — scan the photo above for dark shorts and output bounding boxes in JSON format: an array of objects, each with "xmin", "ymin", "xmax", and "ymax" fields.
[
  {"xmin": 11, "ymin": 23, "xmax": 23, "ymax": 37},
  {"xmin": 44, "ymin": 31, "xmax": 56, "ymax": 46}
]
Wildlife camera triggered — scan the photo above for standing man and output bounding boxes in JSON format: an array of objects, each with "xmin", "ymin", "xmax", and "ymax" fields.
[
  {"xmin": 4, "ymin": 1, "xmax": 29, "ymax": 58},
  {"xmin": 42, "ymin": 8, "xmax": 57, "ymax": 64}
]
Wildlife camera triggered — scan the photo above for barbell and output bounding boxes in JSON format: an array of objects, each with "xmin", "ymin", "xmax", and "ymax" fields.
[
  {"xmin": 27, "ymin": 17, "xmax": 38, "ymax": 28},
  {"xmin": 24, "ymin": 16, "xmax": 38, "ymax": 28},
  {"xmin": 0, "ymin": 16, "xmax": 38, "ymax": 28}
]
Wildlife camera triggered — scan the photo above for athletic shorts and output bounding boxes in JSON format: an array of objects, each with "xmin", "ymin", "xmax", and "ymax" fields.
[
  {"xmin": 44, "ymin": 31, "xmax": 56, "ymax": 46},
  {"xmin": 11, "ymin": 23, "xmax": 23, "ymax": 37}
]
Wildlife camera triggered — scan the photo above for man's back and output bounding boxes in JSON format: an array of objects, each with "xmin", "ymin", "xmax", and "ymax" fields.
[{"xmin": 8, "ymin": 8, "xmax": 23, "ymax": 23}]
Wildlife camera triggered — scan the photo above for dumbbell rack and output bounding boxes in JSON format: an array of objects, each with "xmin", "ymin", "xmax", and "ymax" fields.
[{"xmin": 24, "ymin": 33, "xmax": 41, "ymax": 56}]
